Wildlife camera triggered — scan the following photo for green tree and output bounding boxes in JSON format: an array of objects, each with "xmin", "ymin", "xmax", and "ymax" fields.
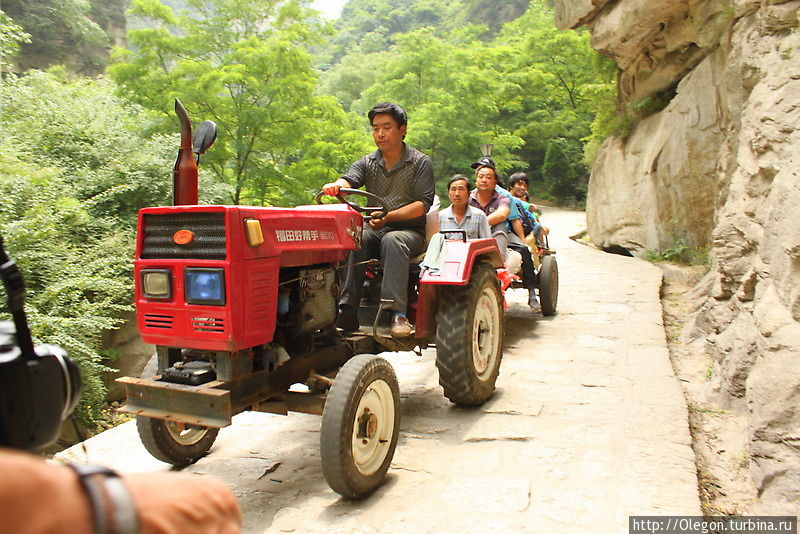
[
  {"xmin": 493, "ymin": 1, "xmax": 601, "ymax": 197},
  {"xmin": 541, "ymin": 138, "xmax": 580, "ymax": 199},
  {"xmin": 109, "ymin": 0, "xmax": 360, "ymax": 206},
  {"xmin": 322, "ymin": 0, "xmax": 603, "ymax": 203},
  {"xmin": 352, "ymin": 27, "xmax": 525, "ymax": 188},
  {"xmin": 0, "ymin": 70, "xmax": 190, "ymax": 225}
]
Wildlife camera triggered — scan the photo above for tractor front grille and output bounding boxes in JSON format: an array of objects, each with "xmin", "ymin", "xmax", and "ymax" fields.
[
  {"xmin": 141, "ymin": 212, "xmax": 226, "ymax": 259},
  {"xmin": 144, "ymin": 313, "xmax": 173, "ymax": 329}
]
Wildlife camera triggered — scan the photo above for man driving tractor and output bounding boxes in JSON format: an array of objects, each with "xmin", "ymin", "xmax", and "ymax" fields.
[{"xmin": 322, "ymin": 102, "xmax": 435, "ymax": 338}]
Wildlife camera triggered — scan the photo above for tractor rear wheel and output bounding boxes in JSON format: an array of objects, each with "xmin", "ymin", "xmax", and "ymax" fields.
[
  {"xmin": 321, "ymin": 354, "xmax": 400, "ymax": 499},
  {"xmin": 435, "ymin": 262, "xmax": 503, "ymax": 405},
  {"xmin": 135, "ymin": 353, "xmax": 218, "ymax": 466},
  {"xmin": 538, "ymin": 255, "xmax": 559, "ymax": 316}
]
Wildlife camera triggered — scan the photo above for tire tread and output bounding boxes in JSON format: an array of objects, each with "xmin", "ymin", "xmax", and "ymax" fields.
[{"xmin": 435, "ymin": 262, "xmax": 503, "ymax": 405}]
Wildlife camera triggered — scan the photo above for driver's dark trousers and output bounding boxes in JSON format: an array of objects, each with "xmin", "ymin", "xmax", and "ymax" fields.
[
  {"xmin": 340, "ymin": 226, "xmax": 426, "ymax": 316},
  {"xmin": 508, "ymin": 234, "xmax": 536, "ymax": 290}
]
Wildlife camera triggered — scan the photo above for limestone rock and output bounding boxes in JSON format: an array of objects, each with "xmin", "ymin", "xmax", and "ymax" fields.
[
  {"xmin": 101, "ymin": 313, "xmax": 155, "ymax": 400},
  {"xmin": 555, "ymin": 0, "xmax": 800, "ymax": 511},
  {"xmin": 553, "ymin": 0, "xmax": 612, "ymax": 30}
]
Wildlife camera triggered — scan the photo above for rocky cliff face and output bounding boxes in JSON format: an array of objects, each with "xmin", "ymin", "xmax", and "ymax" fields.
[{"xmin": 554, "ymin": 0, "xmax": 800, "ymax": 513}]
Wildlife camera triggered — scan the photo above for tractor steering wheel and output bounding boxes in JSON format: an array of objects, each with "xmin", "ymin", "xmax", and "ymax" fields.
[{"xmin": 315, "ymin": 187, "xmax": 389, "ymax": 222}]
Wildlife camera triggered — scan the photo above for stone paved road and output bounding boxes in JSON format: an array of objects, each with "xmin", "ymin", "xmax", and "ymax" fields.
[{"xmin": 59, "ymin": 207, "xmax": 701, "ymax": 533}]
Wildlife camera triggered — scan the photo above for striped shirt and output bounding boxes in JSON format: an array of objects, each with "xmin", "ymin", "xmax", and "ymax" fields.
[
  {"xmin": 342, "ymin": 144, "xmax": 435, "ymax": 231},
  {"xmin": 469, "ymin": 189, "xmax": 510, "ymax": 237}
]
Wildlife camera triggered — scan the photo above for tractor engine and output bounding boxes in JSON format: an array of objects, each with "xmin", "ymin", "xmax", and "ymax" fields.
[{"xmin": 276, "ymin": 265, "xmax": 338, "ymax": 350}]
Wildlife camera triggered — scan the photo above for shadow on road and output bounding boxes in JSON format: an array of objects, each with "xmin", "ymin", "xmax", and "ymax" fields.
[{"xmin": 503, "ymin": 304, "xmax": 547, "ymax": 347}]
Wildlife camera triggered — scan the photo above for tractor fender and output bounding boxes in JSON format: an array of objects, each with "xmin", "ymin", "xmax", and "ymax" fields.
[
  {"xmin": 419, "ymin": 238, "xmax": 504, "ymax": 286},
  {"xmin": 415, "ymin": 238, "xmax": 504, "ymax": 339}
]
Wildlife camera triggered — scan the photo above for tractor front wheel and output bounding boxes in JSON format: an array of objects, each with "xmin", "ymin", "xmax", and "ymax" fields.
[
  {"xmin": 435, "ymin": 262, "xmax": 503, "ymax": 405},
  {"xmin": 136, "ymin": 416, "xmax": 219, "ymax": 466},
  {"xmin": 320, "ymin": 354, "xmax": 400, "ymax": 499},
  {"xmin": 135, "ymin": 353, "xmax": 218, "ymax": 466}
]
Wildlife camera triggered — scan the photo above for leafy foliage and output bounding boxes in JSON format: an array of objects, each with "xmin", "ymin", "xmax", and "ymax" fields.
[
  {"xmin": 318, "ymin": 0, "xmax": 529, "ymax": 68},
  {"xmin": 109, "ymin": 0, "xmax": 369, "ymax": 206},
  {"xmin": 0, "ymin": 10, "xmax": 30, "ymax": 69},
  {"xmin": 320, "ymin": 0, "xmax": 606, "ymax": 201},
  {"xmin": 1, "ymin": 70, "xmax": 181, "ymax": 224},
  {"xmin": 645, "ymin": 232, "xmax": 710, "ymax": 266},
  {"xmin": 0, "ymin": 70, "xmax": 186, "ymax": 424},
  {"xmin": 0, "ymin": 145, "xmax": 132, "ymax": 424}
]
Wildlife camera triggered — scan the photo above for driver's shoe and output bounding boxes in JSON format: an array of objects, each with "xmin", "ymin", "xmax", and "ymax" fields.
[
  {"xmin": 390, "ymin": 314, "xmax": 413, "ymax": 338},
  {"xmin": 336, "ymin": 306, "xmax": 360, "ymax": 332},
  {"xmin": 528, "ymin": 290, "xmax": 542, "ymax": 314}
]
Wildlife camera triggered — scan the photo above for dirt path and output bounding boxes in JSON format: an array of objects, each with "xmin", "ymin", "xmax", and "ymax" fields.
[{"xmin": 59, "ymin": 207, "xmax": 701, "ymax": 533}]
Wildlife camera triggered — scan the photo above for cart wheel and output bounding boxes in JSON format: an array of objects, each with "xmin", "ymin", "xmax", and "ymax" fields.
[
  {"xmin": 435, "ymin": 261, "xmax": 503, "ymax": 406},
  {"xmin": 135, "ymin": 354, "xmax": 218, "ymax": 466},
  {"xmin": 538, "ymin": 255, "xmax": 559, "ymax": 316},
  {"xmin": 321, "ymin": 354, "xmax": 400, "ymax": 499}
]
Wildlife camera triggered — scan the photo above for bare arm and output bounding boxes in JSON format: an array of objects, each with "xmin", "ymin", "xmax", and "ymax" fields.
[
  {"xmin": 486, "ymin": 205, "xmax": 509, "ymax": 226},
  {"xmin": 510, "ymin": 218, "xmax": 525, "ymax": 241},
  {"xmin": 0, "ymin": 449, "xmax": 93, "ymax": 534},
  {"xmin": 0, "ymin": 449, "xmax": 241, "ymax": 534}
]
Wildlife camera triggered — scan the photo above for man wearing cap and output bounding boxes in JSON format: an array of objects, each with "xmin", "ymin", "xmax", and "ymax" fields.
[
  {"xmin": 322, "ymin": 102, "xmax": 435, "ymax": 337},
  {"xmin": 469, "ymin": 158, "xmax": 541, "ymax": 313}
]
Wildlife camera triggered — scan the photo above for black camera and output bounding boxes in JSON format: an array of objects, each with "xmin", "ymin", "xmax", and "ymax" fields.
[{"xmin": 0, "ymin": 235, "xmax": 82, "ymax": 450}]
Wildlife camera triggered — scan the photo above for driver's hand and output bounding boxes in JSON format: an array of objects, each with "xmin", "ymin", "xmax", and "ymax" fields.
[
  {"xmin": 322, "ymin": 182, "xmax": 342, "ymax": 196},
  {"xmin": 368, "ymin": 211, "xmax": 388, "ymax": 230}
]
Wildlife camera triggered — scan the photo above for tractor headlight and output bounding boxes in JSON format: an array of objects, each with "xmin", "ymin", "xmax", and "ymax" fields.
[
  {"xmin": 141, "ymin": 269, "xmax": 172, "ymax": 299},
  {"xmin": 185, "ymin": 268, "xmax": 225, "ymax": 306}
]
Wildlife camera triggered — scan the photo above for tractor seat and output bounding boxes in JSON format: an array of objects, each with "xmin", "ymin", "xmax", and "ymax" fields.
[{"xmin": 411, "ymin": 195, "xmax": 440, "ymax": 265}]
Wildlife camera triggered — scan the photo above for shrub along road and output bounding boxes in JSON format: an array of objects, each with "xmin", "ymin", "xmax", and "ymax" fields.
[{"xmin": 59, "ymin": 207, "xmax": 700, "ymax": 533}]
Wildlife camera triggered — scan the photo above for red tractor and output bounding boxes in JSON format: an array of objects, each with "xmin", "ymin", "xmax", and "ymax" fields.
[{"xmin": 118, "ymin": 102, "xmax": 513, "ymax": 498}]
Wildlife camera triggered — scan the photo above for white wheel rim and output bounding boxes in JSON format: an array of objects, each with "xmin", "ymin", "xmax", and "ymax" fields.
[
  {"xmin": 472, "ymin": 286, "xmax": 501, "ymax": 379},
  {"xmin": 351, "ymin": 378, "xmax": 395, "ymax": 476},
  {"xmin": 165, "ymin": 421, "xmax": 207, "ymax": 446}
]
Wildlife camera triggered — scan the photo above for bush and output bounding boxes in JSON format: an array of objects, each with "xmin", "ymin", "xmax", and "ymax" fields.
[
  {"xmin": 0, "ymin": 71, "xmax": 194, "ymax": 425},
  {"xmin": 645, "ymin": 232, "xmax": 710, "ymax": 267},
  {"xmin": 0, "ymin": 146, "xmax": 133, "ymax": 424}
]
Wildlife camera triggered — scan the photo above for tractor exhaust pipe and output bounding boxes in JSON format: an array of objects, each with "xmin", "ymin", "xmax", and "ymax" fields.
[{"xmin": 172, "ymin": 99, "xmax": 198, "ymax": 205}]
